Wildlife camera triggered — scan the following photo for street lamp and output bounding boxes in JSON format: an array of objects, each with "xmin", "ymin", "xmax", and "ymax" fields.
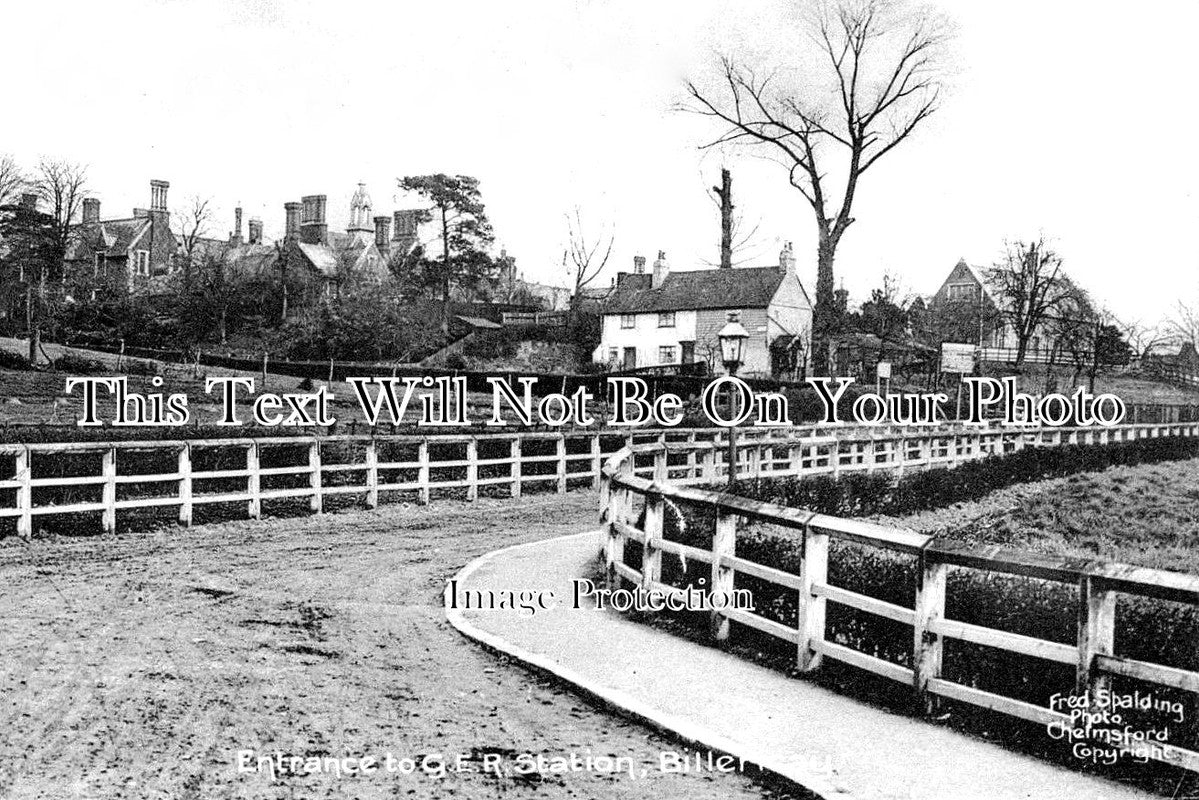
[{"xmin": 717, "ymin": 318, "xmax": 749, "ymax": 488}]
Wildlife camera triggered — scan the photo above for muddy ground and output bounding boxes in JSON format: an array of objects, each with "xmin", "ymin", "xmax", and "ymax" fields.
[{"xmin": 0, "ymin": 493, "xmax": 791, "ymax": 800}]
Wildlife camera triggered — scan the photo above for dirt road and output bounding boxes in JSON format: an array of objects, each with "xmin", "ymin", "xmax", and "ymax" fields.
[{"xmin": 0, "ymin": 493, "xmax": 793, "ymax": 800}]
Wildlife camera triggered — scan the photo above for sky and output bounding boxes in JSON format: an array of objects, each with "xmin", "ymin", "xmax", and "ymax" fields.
[{"xmin": 5, "ymin": 0, "xmax": 1197, "ymax": 325}]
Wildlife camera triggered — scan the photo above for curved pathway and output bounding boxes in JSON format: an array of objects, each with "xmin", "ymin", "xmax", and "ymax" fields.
[{"xmin": 447, "ymin": 528, "xmax": 1159, "ymax": 800}]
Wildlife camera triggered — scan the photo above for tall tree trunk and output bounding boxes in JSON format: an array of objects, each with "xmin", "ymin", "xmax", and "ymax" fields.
[
  {"xmin": 811, "ymin": 236, "xmax": 836, "ymax": 375},
  {"xmin": 441, "ymin": 205, "xmax": 451, "ymax": 332},
  {"xmin": 25, "ymin": 285, "xmax": 35, "ymax": 364},
  {"xmin": 717, "ymin": 168, "xmax": 733, "ymax": 270}
]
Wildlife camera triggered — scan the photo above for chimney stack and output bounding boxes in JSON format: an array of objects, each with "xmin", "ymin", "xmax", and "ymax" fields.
[
  {"xmin": 374, "ymin": 215, "xmax": 391, "ymax": 253},
  {"xmin": 20, "ymin": 193, "xmax": 38, "ymax": 213},
  {"xmin": 82, "ymin": 197, "xmax": 100, "ymax": 223},
  {"xmin": 779, "ymin": 241, "xmax": 796, "ymax": 275},
  {"xmin": 248, "ymin": 218, "xmax": 263, "ymax": 245},
  {"xmin": 300, "ymin": 194, "xmax": 328, "ymax": 245},
  {"xmin": 652, "ymin": 250, "xmax": 669, "ymax": 289},
  {"xmin": 633, "ymin": 255, "xmax": 646, "ymax": 274},
  {"xmin": 149, "ymin": 180, "xmax": 169, "ymax": 212},
  {"xmin": 231, "ymin": 206, "xmax": 243, "ymax": 246},
  {"xmin": 284, "ymin": 202, "xmax": 301, "ymax": 241},
  {"xmin": 392, "ymin": 209, "xmax": 420, "ymax": 254}
]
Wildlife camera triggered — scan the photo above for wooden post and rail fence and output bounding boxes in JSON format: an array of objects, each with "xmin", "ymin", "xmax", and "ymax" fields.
[{"xmin": 599, "ymin": 419, "xmax": 1199, "ymax": 774}]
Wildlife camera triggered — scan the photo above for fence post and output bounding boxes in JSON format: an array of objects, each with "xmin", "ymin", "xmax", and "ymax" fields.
[
  {"xmin": 1076, "ymin": 574, "xmax": 1115, "ymax": 713},
  {"xmin": 653, "ymin": 444, "xmax": 668, "ymax": 483},
  {"xmin": 510, "ymin": 438, "xmax": 522, "ymax": 499},
  {"xmin": 309, "ymin": 438, "xmax": 323, "ymax": 513},
  {"xmin": 590, "ymin": 433, "xmax": 602, "ymax": 490},
  {"xmin": 247, "ymin": 442, "xmax": 261, "ymax": 520},
  {"xmin": 711, "ymin": 508, "xmax": 736, "ymax": 642},
  {"xmin": 642, "ymin": 487, "xmax": 664, "ymax": 591},
  {"xmin": 16, "ymin": 446, "xmax": 32, "ymax": 539},
  {"xmin": 365, "ymin": 439, "xmax": 379, "ymax": 509},
  {"xmin": 605, "ymin": 455, "xmax": 632, "ymax": 592},
  {"xmin": 466, "ymin": 437, "xmax": 478, "ymax": 502},
  {"xmin": 797, "ymin": 518, "xmax": 827, "ymax": 672},
  {"xmin": 101, "ymin": 446, "xmax": 117, "ymax": 534},
  {"xmin": 556, "ymin": 433, "xmax": 567, "ymax": 494},
  {"xmin": 914, "ymin": 549, "xmax": 948, "ymax": 715},
  {"xmin": 417, "ymin": 439, "xmax": 430, "ymax": 505},
  {"xmin": 177, "ymin": 444, "xmax": 192, "ymax": 526}
]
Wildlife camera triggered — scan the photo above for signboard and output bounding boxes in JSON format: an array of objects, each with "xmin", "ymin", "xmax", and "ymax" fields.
[
  {"xmin": 876, "ymin": 361, "xmax": 891, "ymax": 380},
  {"xmin": 940, "ymin": 343, "xmax": 976, "ymax": 373}
]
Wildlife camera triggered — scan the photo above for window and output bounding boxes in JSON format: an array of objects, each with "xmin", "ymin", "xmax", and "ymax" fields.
[
  {"xmin": 657, "ymin": 311, "xmax": 675, "ymax": 328},
  {"xmin": 659, "ymin": 345, "xmax": 677, "ymax": 363},
  {"xmin": 620, "ymin": 314, "xmax": 635, "ymax": 330},
  {"xmin": 946, "ymin": 283, "xmax": 977, "ymax": 302},
  {"xmin": 726, "ymin": 310, "xmax": 740, "ymax": 323},
  {"xmin": 94, "ymin": 251, "xmax": 104, "ymax": 277},
  {"xmin": 608, "ymin": 348, "xmax": 618, "ymax": 364},
  {"xmin": 134, "ymin": 250, "xmax": 150, "ymax": 276}
]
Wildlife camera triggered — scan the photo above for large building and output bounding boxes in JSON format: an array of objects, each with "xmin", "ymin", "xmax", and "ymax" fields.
[
  {"xmin": 595, "ymin": 244, "xmax": 813, "ymax": 378},
  {"xmin": 64, "ymin": 179, "xmax": 178, "ymax": 298}
]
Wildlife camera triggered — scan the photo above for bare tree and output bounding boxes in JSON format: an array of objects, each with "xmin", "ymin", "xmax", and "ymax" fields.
[
  {"xmin": 984, "ymin": 237, "xmax": 1072, "ymax": 367},
  {"xmin": 565, "ymin": 206, "xmax": 614, "ymax": 304},
  {"xmin": 682, "ymin": 0, "xmax": 950, "ymax": 373},
  {"xmin": 1120, "ymin": 317, "xmax": 1168, "ymax": 362},
  {"xmin": 174, "ymin": 195, "xmax": 214, "ymax": 290},
  {"xmin": 1166, "ymin": 300, "xmax": 1199, "ymax": 352},
  {"xmin": 29, "ymin": 159, "xmax": 87, "ymax": 363},
  {"xmin": 0, "ymin": 155, "xmax": 24, "ymax": 207}
]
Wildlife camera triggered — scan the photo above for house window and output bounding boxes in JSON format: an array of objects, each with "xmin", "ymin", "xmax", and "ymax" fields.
[
  {"xmin": 946, "ymin": 283, "xmax": 977, "ymax": 302},
  {"xmin": 93, "ymin": 251, "xmax": 104, "ymax": 275},
  {"xmin": 608, "ymin": 348, "xmax": 618, "ymax": 364},
  {"xmin": 659, "ymin": 345, "xmax": 676, "ymax": 363},
  {"xmin": 134, "ymin": 250, "xmax": 150, "ymax": 276},
  {"xmin": 620, "ymin": 314, "xmax": 635, "ymax": 330},
  {"xmin": 657, "ymin": 311, "xmax": 675, "ymax": 328}
]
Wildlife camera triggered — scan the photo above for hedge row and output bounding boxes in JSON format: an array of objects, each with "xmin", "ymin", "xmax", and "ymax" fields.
[{"xmin": 727, "ymin": 433, "xmax": 1199, "ymax": 518}]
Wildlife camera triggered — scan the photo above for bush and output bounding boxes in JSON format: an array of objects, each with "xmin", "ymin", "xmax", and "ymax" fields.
[
  {"xmin": 0, "ymin": 350, "xmax": 32, "ymax": 371},
  {"xmin": 52, "ymin": 352, "xmax": 107, "ymax": 375}
]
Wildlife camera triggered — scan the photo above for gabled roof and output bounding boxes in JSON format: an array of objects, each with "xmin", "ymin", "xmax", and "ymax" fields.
[
  {"xmin": 66, "ymin": 218, "xmax": 150, "ymax": 260},
  {"xmin": 295, "ymin": 242, "xmax": 339, "ymax": 277},
  {"xmin": 602, "ymin": 266, "xmax": 786, "ymax": 314}
]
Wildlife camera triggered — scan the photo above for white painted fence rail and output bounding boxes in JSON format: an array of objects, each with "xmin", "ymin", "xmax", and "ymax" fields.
[{"xmin": 600, "ymin": 420, "xmax": 1199, "ymax": 775}]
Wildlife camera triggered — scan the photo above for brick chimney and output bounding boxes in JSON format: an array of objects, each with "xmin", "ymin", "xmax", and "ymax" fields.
[
  {"xmin": 231, "ymin": 206, "xmax": 243, "ymax": 246},
  {"xmin": 20, "ymin": 193, "xmax": 38, "ymax": 213},
  {"xmin": 392, "ymin": 209, "xmax": 420, "ymax": 254},
  {"xmin": 300, "ymin": 194, "xmax": 327, "ymax": 245},
  {"xmin": 248, "ymin": 218, "xmax": 263, "ymax": 245},
  {"xmin": 633, "ymin": 255, "xmax": 646, "ymax": 274},
  {"xmin": 779, "ymin": 241, "xmax": 796, "ymax": 275},
  {"xmin": 374, "ymin": 215, "xmax": 391, "ymax": 255},
  {"xmin": 82, "ymin": 197, "xmax": 100, "ymax": 223},
  {"xmin": 652, "ymin": 250, "xmax": 669, "ymax": 289},
  {"xmin": 284, "ymin": 202, "xmax": 301, "ymax": 241},
  {"xmin": 149, "ymin": 180, "xmax": 169, "ymax": 212}
]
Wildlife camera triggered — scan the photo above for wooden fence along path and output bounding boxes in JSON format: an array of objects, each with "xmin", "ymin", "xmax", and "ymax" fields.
[
  {"xmin": 2, "ymin": 420, "xmax": 1196, "ymax": 539},
  {"xmin": 599, "ymin": 419, "xmax": 1199, "ymax": 775}
]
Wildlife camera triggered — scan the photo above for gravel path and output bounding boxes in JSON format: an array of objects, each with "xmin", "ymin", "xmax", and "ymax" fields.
[{"xmin": 0, "ymin": 494, "xmax": 787, "ymax": 799}]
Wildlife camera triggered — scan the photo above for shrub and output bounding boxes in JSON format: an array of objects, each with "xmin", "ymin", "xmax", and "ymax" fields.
[
  {"xmin": 0, "ymin": 350, "xmax": 32, "ymax": 371},
  {"xmin": 52, "ymin": 352, "xmax": 107, "ymax": 375}
]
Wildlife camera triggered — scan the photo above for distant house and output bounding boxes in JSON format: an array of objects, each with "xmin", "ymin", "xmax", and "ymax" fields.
[
  {"xmin": 595, "ymin": 244, "xmax": 813, "ymax": 378},
  {"xmin": 924, "ymin": 257, "xmax": 1091, "ymax": 363},
  {"xmin": 64, "ymin": 179, "xmax": 178, "ymax": 299}
]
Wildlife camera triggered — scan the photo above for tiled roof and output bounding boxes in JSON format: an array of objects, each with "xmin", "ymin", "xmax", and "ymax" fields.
[
  {"xmin": 601, "ymin": 266, "xmax": 785, "ymax": 314},
  {"xmin": 295, "ymin": 242, "xmax": 339, "ymax": 277}
]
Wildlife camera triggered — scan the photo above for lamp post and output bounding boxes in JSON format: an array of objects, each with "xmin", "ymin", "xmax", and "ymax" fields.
[{"xmin": 718, "ymin": 318, "xmax": 749, "ymax": 488}]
